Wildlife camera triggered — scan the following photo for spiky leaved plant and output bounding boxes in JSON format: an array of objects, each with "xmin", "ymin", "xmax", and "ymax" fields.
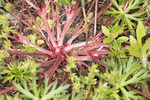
[
  {"xmin": 6, "ymin": 0, "xmax": 111, "ymax": 78},
  {"xmin": 0, "ymin": 75, "xmax": 84, "ymax": 100},
  {"xmin": 13, "ymin": 75, "xmax": 70, "ymax": 100},
  {"xmin": 97, "ymin": 57, "xmax": 150, "ymax": 100},
  {"xmin": 105, "ymin": 0, "xmax": 148, "ymax": 34}
]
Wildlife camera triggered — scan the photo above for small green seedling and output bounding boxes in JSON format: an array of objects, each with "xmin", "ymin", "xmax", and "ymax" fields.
[{"xmin": 128, "ymin": 21, "xmax": 150, "ymax": 68}]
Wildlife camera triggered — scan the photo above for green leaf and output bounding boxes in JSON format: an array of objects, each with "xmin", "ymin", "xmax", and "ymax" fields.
[
  {"xmin": 37, "ymin": 40, "xmax": 44, "ymax": 45},
  {"xmin": 13, "ymin": 82, "xmax": 35, "ymax": 99},
  {"xmin": 136, "ymin": 21, "xmax": 146, "ymax": 47},
  {"xmin": 27, "ymin": 34, "xmax": 37, "ymax": 44},
  {"xmin": 100, "ymin": 57, "xmax": 149, "ymax": 99},
  {"xmin": 103, "ymin": 38, "xmax": 112, "ymax": 44},
  {"xmin": 129, "ymin": 35, "xmax": 137, "ymax": 46},
  {"xmin": 64, "ymin": 0, "xmax": 71, "ymax": 6},
  {"xmin": 0, "ymin": 59, "xmax": 39, "ymax": 83},
  {"xmin": 81, "ymin": 0, "xmax": 85, "ymax": 7},
  {"xmin": 4, "ymin": 3, "xmax": 12, "ymax": 12},
  {"xmin": 128, "ymin": 35, "xmax": 141, "ymax": 57},
  {"xmin": 102, "ymin": 26, "xmax": 110, "ymax": 37},
  {"xmin": 117, "ymin": 36, "xmax": 128, "ymax": 43},
  {"xmin": 12, "ymin": 75, "xmax": 70, "ymax": 100},
  {"xmin": 128, "ymin": 46, "xmax": 141, "ymax": 57},
  {"xmin": 111, "ymin": 24, "xmax": 123, "ymax": 39},
  {"xmin": 148, "ymin": 62, "xmax": 150, "ymax": 71},
  {"xmin": 71, "ymin": 91, "xmax": 84, "ymax": 100},
  {"xmin": 0, "ymin": 0, "xmax": 4, "ymax": 7},
  {"xmin": 21, "ymin": 44, "xmax": 36, "ymax": 53},
  {"xmin": 142, "ymin": 38, "xmax": 150, "ymax": 55}
]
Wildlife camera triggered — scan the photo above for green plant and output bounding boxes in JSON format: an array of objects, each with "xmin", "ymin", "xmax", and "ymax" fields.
[
  {"xmin": 0, "ymin": 3, "xmax": 17, "ymax": 65},
  {"xmin": 65, "ymin": 57, "xmax": 99, "ymax": 99},
  {"xmin": 128, "ymin": 21, "xmax": 150, "ymax": 68},
  {"xmin": 13, "ymin": 75, "xmax": 70, "ymax": 100},
  {"xmin": 102, "ymin": 24, "xmax": 128, "ymax": 58},
  {"xmin": 102, "ymin": 23, "xmax": 124, "ymax": 44},
  {"xmin": 0, "ymin": 13, "xmax": 16, "ymax": 62},
  {"xmin": 0, "ymin": 75, "xmax": 83, "ymax": 100},
  {"xmin": 106, "ymin": 0, "xmax": 147, "ymax": 34},
  {"xmin": 65, "ymin": 56, "xmax": 150, "ymax": 100},
  {"xmin": 70, "ymin": 91, "xmax": 84, "ymax": 100},
  {"xmin": 21, "ymin": 34, "xmax": 37, "ymax": 53},
  {"xmin": 0, "ymin": 59, "xmax": 39, "ymax": 83},
  {"xmin": 108, "ymin": 40, "xmax": 128, "ymax": 58},
  {"xmin": 90, "ymin": 81, "xmax": 115, "ymax": 100},
  {"xmin": 98, "ymin": 56, "xmax": 150, "ymax": 100},
  {"xmin": 0, "ymin": 13, "xmax": 17, "ymax": 81}
]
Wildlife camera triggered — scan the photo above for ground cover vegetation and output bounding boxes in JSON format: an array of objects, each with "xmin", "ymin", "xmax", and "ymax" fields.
[{"xmin": 0, "ymin": 0, "xmax": 150, "ymax": 99}]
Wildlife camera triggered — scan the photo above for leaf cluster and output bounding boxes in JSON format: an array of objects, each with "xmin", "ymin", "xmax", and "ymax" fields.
[
  {"xmin": 106, "ymin": 0, "xmax": 147, "ymax": 34},
  {"xmin": 65, "ymin": 56, "xmax": 150, "ymax": 100},
  {"xmin": 102, "ymin": 24, "xmax": 128, "ymax": 58},
  {"xmin": 128, "ymin": 21, "xmax": 150, "ymax": 68},
  {"xmin": 13, "ymin": 75, "xmax": 69, "ymax": 100},
  {"xmin": 0, "ymin": 75, "xmax": 83, "ymax": 100},
  {"xmin": 0, "ymin": 14, "xmax": 16, "ymax": 61},
  {"xmin": 65, "ymin": 57, "xmax": 99, "ymax": 98},
  {"xmin": 94, "ymin": 57, "xmax": 150, "ymax": 100},
  {"xmin": 0, "ymin": 59, "xmax": 39, "ymax": 83}
]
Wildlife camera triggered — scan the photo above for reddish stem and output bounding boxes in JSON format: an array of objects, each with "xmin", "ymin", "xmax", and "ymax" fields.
[
  {"xmin": 41, "ymin": 15, "xmax": 57, "ymax": 48},
  {"xmin": 17, "ymin": 34, "xmax": 52, "ymax": 56},
  {"xmin": 90, "ymin": 2, "xmax": 112, "ymax": 24},
  {"xmin": 65, "ymin": 41, "xmax": 93, "ymax": 52},
  {"xmin": 25, "ymin": 0, "xmax": 40, "ymax": 10},
  {"xmin": 56, "ymin": 9, "xmax": 61, "ymax": 40},
  {"xmin": 26, "ymin": 0, "xmax": 57, "ymax": 48},
  {"xmin": 59, "ymin": 7, "xmax": 81, "ymax": 46},
  {"xmin": 0, "ymin": 86, "xmax": 14, "ymax": 94},
  {"xmin": 46, "ymin": 57, "xmax": 64, "ymax": 78},
  {"xmin": 8, "ymin": 48, "xmax": 49, "ymax": 57},
  {"xmin": 94, "ymin": 0, "xmax": 98, "ymax": 37},
  {"xmin": 131, "ymin": 88, "xmax": 150, "ymax": 100}
]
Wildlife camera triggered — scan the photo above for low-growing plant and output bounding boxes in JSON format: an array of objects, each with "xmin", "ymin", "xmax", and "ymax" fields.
[
  {"xmin": 128, "ymin": 21, "xmax": 150, "ymax": 68},
  {"xmin": 91, "ymin": 81, "xmax": 116, "ymax": 100},
  {"xmin": 96, "ymin": 56, "xmax": 150, "ymax": 100},
  {"xmin": 0, "ymin": 13, "xmax": 16, "ymax": 63},
  {"xmin": 108, "ymin": 40, "xmax": 128, "ymax": 59},
  {"xmin": 5, "ymin": 0, "xmax": 110, "ymax": 78},
  {"xmin": 12, "ymin": 74, "xmax": 84, "ymax": 100},
  {"xmin": 0, "ymin": 59, "xmax": 39, "ymax": 83},
  {"xmin": 65, "ymin": 57, "xmax": 99, "ymax": 99},
  {"xmin": 13, "ymin": 75, "xmax": 70, "ymax": 100},
  {"xmin": 0, "ymin": 75, "xmax": 84, "ymax": 100},
  {"xmin": 102, "ymin": 24, "xmax": 128, "ymax": 58},
  {"xmin": 1, "ymin": 0, "xmax": 150, "ymax": 99},
  {"xmin": 65, "ymin": 56, "xmax": 150, "ymax": 100},
  {"xmin": 0, "ymin": 10, "xmax": 17, "ymax": 82},
  {"xmin": 105, "ymin": 0, "xmax": 148, "ymax": 34},
  {"xmin": 102, "ymin": 23, "xmax": 124, "ymax": 44}
]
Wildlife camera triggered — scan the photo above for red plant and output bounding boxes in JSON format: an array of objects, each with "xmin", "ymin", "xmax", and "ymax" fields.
[{"xmin": 8, "ymin": 0, "xmax": 112, "ymax": 78}]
